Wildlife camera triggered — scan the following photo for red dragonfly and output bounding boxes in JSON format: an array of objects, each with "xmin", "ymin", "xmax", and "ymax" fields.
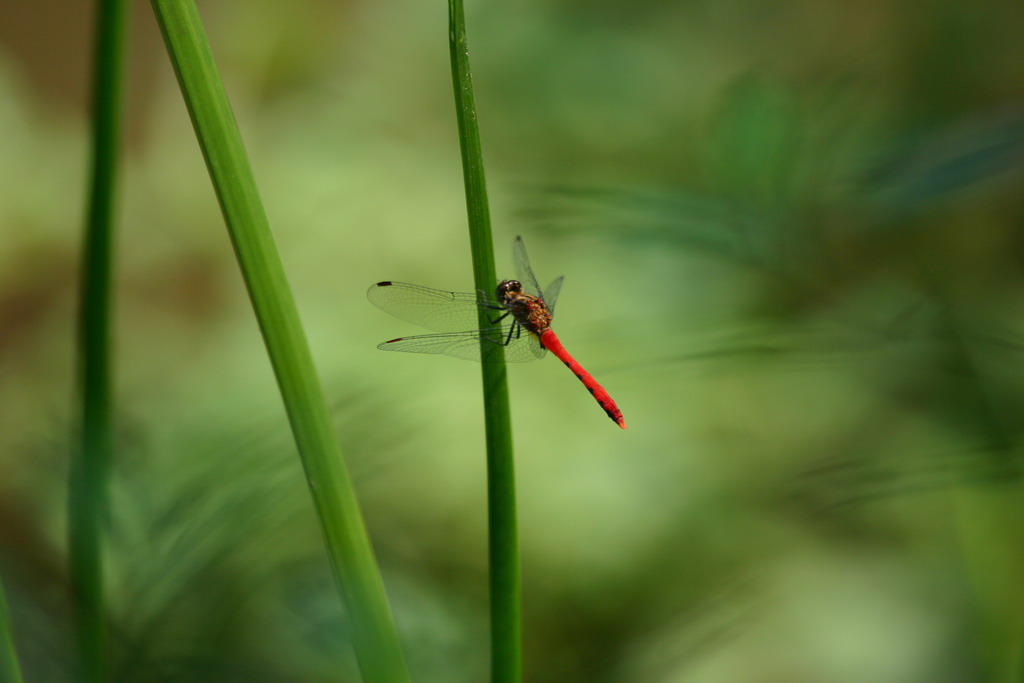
[{"xmin": 367, "ymin": 236, "xmax": 626, "ymax": 428}]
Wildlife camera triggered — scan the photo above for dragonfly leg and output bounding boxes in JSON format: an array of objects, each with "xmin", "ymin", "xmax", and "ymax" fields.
[
  {"xmin": 503, "ymin": 322, "xmax": 519, "ymax": 346},
  {"xmin": 490, "ymin": 310, "xmax": 511, "ymax": 325}
]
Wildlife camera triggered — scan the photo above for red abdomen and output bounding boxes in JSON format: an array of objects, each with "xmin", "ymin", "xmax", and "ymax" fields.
[{"xmin": 539, "ymin": 329, "xmax": 626, "ymax": 429}]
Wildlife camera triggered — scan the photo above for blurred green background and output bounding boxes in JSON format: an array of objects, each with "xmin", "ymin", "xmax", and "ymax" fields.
[{"xmin": 3, "ymin": 0, "xmax": 1024, "ymax": 680}]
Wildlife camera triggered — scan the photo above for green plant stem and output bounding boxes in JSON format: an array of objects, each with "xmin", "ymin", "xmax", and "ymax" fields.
[
  {"xmin": 0, "ymin": 580, "xmax": 24, "ymax": 683},
  {"xmin": 71, "ymin": 0, "xmax": 130, "ymax": 680},
  {"xmin": 148, "ymin": 2, "xmax": 408, "ymax": 681},
  {"xmin": 448, "ymin": 2, "xmax": 521, "ymax": 682}
]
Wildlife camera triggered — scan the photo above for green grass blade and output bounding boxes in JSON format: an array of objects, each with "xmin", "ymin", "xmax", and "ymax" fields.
[
  {"xmin": 147, "ymin": 3, "xmax": 409, "ymax": 681},
  {"xmin": 0, "ymin": 580, "xmax": 24, "ymax": 683},
  {"xmin": 448, "ymin": 2, "xmax": 521, "ymax": 682},
  {"xmin": 71, "ymin": 0, "xmax": 130, "ymax": 680}
]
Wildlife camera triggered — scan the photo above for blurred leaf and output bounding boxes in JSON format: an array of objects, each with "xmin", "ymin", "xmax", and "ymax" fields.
[
  {"xmin": 701, "ymin": 76, "xmax": 807, "ymax": 208},
  {"xmin": 863, "ymin": 114, "xmax": 1024, "ymax": 216},
  {"xmin": 522, "ymin": 184, "xmax": 764, "ymax": 263}
]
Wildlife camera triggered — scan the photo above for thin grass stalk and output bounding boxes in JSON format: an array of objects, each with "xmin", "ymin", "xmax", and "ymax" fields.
[
  {"xmin": 70, "ymin": 0, "xmax": 130, "ymax": 680},
  {"xmin": 147, "ymin": 2, "xmax": 409, "ymax": 681},
  {"xmin": 0, "ymin": 580, "xmax": 24, "ymax": 683},
  {"xmin": 448, "ymin": 2, "xmax": 521, "ymax": 681}
]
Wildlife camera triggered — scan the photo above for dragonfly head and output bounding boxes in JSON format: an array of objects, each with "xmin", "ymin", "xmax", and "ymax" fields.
[{"xmin": 496, "ymin": 279, "xmax": 522, "ymax": 300}]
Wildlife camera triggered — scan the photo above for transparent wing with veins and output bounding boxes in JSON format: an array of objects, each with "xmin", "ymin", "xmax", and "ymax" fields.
[
  {"xmin": 543, "ymin": 276, "xmax": 564, "ymax": 316},
  {"xmin": 513, "ymin": 235, "xmax": 543, "ymax": 297},
  {"xmin": 367, "ymin": 281, "xmax": 547, "ymax": 362},
  {"xmin": 366, "ymin": 281, "xmax": 491, "ymax": 332},
  {"xmin": 513, "ymin": 235, "xmax": 564, "ymax": 315}
]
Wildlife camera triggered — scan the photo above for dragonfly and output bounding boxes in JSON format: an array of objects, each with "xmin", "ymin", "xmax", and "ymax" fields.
[{"xmin": 367, "ymin": 236, "xmax": 626, "ymax": 429}]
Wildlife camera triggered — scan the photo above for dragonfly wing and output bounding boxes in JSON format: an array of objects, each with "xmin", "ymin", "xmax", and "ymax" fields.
[
  {"xmin": 512, "ymin": 236, "xmax": 545, "ymax": 298},
  {"xmin": 378, "ymin": 330, "xmax": 494, "ymax": 361},
  {"xmin": 504, "ymin": 328, "xmax": 548, "ymax": 362},
  {"xmin": 542, "ymin": 276, "xmax": 564, "ymax": 315},
  {"xmin": 378, "ymin": 327, "xmax": 545, "ymax": 363},
  {"xmin": 367, "ymin": 281, "xmax": 498, "ymax": 333}
]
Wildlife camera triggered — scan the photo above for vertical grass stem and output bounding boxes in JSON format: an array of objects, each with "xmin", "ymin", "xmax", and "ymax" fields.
[
  {"xmin": 0, "ymin": 580, "xmax": 23, "ymax": 683},
  {"xmin": 147, "ymin": 2, "xmax": 409, "ymax": 681},
  {"xmin": 71, "ymin": 0, "xmax": 130, "ymax": 680},
  {"xmin": 448, "ymin": 2, "xmax": 521, "ymax": 681}
]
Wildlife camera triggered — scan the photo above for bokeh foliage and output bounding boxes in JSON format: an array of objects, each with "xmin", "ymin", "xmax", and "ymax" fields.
[{"xmin": 1, "ymin": 0, "xmax": 1023, "ymax": 681}]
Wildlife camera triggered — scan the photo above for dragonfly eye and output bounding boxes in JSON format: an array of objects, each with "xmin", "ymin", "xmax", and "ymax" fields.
[{"xmin": 496, "ymin": 280, "xmax": 522, "ymax": 297}]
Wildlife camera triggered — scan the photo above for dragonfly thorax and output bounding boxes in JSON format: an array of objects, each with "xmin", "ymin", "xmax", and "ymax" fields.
[{"xmin": 497, "ymin": 279, "xmax": 552, "ymax": 334}]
